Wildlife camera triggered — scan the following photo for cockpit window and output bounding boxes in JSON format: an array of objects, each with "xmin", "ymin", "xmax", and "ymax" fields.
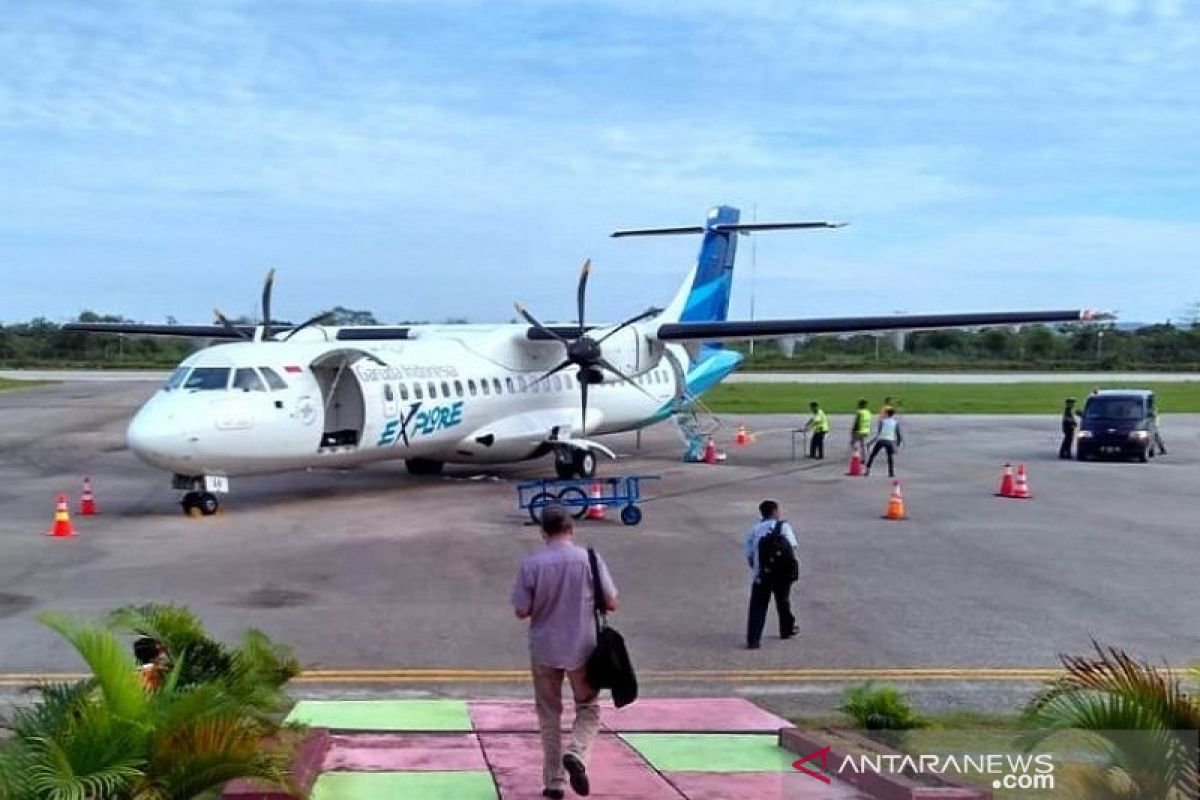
[
  {"xmin": 233, "ymin": 368, "xmax": 266, "ymax": 392},
  {"xmin": 163, "ymin": 367, "xmax": 190, "ymax": 391},
  {"xmin": 183, "ymin": 367, "xmax": 231, "ymax": 391},
  {"xmin": 259, "ymin": 367, "xmax": 288, "ymax": 391}
]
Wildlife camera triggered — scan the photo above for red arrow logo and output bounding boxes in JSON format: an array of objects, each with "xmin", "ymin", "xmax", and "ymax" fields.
[{"xmin": 791, "ymin": 745, "xmax": 832, "ymax": 783}]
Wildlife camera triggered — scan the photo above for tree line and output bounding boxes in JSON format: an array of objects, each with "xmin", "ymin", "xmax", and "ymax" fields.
[{"xmin": 4, "ymin": 312, "xmax": 1200, "ymax": 369}]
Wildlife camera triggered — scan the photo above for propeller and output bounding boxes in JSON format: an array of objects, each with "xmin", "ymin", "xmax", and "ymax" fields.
[
  {"xmin": 516, "ymin": 259, "xmax": 667, "ymax": 432},
  {"xmin": 216, "ymin": 269, "xmax": 333, "ymax": 342}
]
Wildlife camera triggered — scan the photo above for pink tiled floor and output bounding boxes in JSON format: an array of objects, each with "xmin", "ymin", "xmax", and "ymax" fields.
[
  {"xmin": 323, "ymin": 733, "xmax": 487, "ymax": 772},
  {"xmin": 666, "ymin": 772, "xmax": 874, "ymax": 799}
]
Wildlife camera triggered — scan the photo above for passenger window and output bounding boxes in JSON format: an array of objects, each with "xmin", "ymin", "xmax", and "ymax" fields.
[
  {"xmin": 454, "ymin": 380, "xmax": 464, "ymax": 397},
  {"xmin": 163, "ymin": 367, "xmax": 190, "ymax": 391},
  {"xmin": 505, "ymin": 377, "xmax": 515, "ymax": 394},
  {"xmin": 384, "ymin": 384, "xmax": 394, "ymax": 402},
  {"xmin": 552, "ymin": 376, "xmax": 562, "ymax": 391},
  {"xmin": 441, "ymin": 381, "xmax": 451, "ymax": 397},
  {"xmin": 518, "ymin": 377, "xmax": 527, "ymax": 393},
  {"xmin": 259, "ymin": 367, "xmax": 288, "ymax": 391},
  {"xmin": 414, "ymin": 383, "xmax": 424, "ymax": 399},
  {"xmin": 427, "ymin": 381, "xmax": 437, "ymax": 398},
  {"xmin": 468, "ymin": 379, "xmax": 478, "ymax": 397},
  {"xmin": 481, "ymin": 379, "xmax": 491, "ymax": 396},
  {"xmin": 184, "ymin": 367, "xmax": 230, "ymax": 391},
  {"xmin": 493, "ymin": 378, "xmax": 503, "ymax": 394},
  {"xmin": 399, "ymin": 383, "xmax": 409, "ymax": 401}
]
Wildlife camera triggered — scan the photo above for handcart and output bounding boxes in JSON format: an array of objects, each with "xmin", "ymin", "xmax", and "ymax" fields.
[{"xmin": 517, "ymin": 475, "xmax": 660, "ymax": 526}]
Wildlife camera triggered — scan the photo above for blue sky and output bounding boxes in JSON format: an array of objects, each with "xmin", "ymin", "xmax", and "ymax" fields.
[{"xmin": 2, "ymin": 0, "xmax": 1198, "ymax": 325}]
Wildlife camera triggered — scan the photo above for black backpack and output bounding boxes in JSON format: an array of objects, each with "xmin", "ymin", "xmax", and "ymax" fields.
[{"xmin": 757, "ymin": 520, "xmax": 799, "ymax": 584}]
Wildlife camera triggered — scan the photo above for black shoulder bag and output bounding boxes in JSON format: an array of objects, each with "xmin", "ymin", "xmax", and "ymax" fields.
[{"xmin": 585, "ymin": 547, "xmax": 637, "ymax": 708}]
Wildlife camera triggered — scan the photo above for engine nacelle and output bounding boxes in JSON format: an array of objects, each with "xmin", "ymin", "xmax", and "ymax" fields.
[{"xmin": 595, "ymin": 324, "xmax": 663, "ymax": 379}]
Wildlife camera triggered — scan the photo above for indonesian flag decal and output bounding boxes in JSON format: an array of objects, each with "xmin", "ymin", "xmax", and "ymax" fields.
[{"xmin": 284, "ymin": 365, "xmax": 303, "ymax": 374}]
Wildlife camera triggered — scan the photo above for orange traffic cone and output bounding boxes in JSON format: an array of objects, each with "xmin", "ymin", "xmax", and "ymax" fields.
[
  {"xmin": 882, "ymin": 481, "xmax": 907, "ymax": 520},
  {"xmin": 47, "ymin": 493, "xmax": 77, "ymax": 537},
  {"xmin": 735, "ymin": 425, "xmax": 748, "ymax": 446},
  {"xmin": 995, "ymin": 463, "xmax": 1015, "ymax": 497},
  {"xmin": 586, "ymin": 481, "xmax": 606, "ymax": 520},
  {"xmin": 846, "ymin": 452, "xmax": 864, "ymax": 477},
  {"xmin": 703, "ymin": 437, "xmax": 717, "ymax": 464},
  {"xmin": 80, "ymin": 476, "xmax": 98, "ymax": 516},
  {"xmin": 1010, "ymin": 463, "xmax": 1031, "ymax": 499}
]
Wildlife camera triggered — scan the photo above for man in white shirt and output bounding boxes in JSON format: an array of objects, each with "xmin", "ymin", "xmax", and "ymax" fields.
[
  {"xmin": 742, "ymin": 500, "xmax": 799, "ymax": 650},
  {"xmin": 865, "ymin": 407, "xmax": 904, "ymax": 478}
]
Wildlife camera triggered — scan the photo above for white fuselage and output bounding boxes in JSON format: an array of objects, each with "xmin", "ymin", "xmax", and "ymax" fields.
[{"xmin": 126, "ymin": 324, "xmax": 686, "ymax": 477}]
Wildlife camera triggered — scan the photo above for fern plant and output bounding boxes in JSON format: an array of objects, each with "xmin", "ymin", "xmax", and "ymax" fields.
[{"xmin": 838, "ymin": 681, "xmax": 925, "ymax": 731}]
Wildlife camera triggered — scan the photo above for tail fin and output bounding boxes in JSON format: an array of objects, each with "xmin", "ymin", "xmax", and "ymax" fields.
[{"xmin": 658, "ymin": 206, "xmax": 742, "ymax": 325}]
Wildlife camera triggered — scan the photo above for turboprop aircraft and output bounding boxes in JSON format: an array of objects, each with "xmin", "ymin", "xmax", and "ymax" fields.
[{"xmin": 67, "ymin": 206, "xmax": 1101, "ymax": 515}]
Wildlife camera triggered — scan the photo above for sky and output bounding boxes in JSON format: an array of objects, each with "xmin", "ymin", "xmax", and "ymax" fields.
[{"xmin": 1, "ymin": 0, "xmax": 1198, "ymax": 326}]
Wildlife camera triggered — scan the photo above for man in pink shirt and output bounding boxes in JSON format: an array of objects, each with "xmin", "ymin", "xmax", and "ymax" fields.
[{"xmin": 513, "ymin": 506, "xmax": 619, "ymax": 798}]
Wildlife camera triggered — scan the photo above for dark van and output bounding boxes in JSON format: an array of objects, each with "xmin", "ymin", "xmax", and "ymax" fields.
[{"xmin": 1076, "ymin": 390, "xmax": 1160, "ymax": 462}]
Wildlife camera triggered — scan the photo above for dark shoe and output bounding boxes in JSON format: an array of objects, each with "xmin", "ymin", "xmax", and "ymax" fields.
[
  {"xmin": 563, "ymin": 753, "xmax": 590, "ymax": 796},
  {"xmin": 746, "ymin": 641, "xmax": 761, "ymax": 650},
  {"xmin": 782, "ymin": 625, "xmax": 800, "ymax": 639},
  {"xmin": 543, "ymin": 790, "xmax": 565, "ymax": 800}
]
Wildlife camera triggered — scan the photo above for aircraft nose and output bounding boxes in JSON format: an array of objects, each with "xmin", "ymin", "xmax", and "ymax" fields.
[{"xmin": 127, "ymin": 405, "xmax": 192, "ymax": 470}]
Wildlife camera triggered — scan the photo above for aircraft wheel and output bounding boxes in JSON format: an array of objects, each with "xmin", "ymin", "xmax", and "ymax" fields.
[
  {"xmin": 405, "ymin": 458, "xmax": 445, "ymax": 476},
  {"xmin": 574, "ymin": 449, "xmax": 597, "ymax": 478},
  {"xmin": 555, "ymin": 460, "xmax": 577, "ymax": 480}
]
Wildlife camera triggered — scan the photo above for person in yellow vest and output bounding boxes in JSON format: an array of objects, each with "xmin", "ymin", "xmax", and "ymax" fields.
[
  {"xmin": 804, "ymin": 401, "xmax": 830, "ymax": 459},
  {"xmin": 850, "ymin": 398, "xmax": 872, "ymax": 460}
]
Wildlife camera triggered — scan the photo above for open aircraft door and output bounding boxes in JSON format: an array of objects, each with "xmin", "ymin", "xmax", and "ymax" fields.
[{"xmin": 309, "ymin": 349, "xmax": 375, "ymax": 451}]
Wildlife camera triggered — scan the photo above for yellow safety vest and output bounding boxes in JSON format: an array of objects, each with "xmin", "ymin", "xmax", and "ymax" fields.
[
  {"xmin": 854, "ymin": 408, "xmax": 872, "ymax": 436},
  {"xmin": 811, "ymin": 409, "xmax": 829, "ymax": 433}
]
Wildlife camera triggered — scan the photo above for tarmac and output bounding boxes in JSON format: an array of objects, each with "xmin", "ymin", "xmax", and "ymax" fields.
[{"xmin": 1, "ymin": 379, "xmax": 1198, "ymax": 721}]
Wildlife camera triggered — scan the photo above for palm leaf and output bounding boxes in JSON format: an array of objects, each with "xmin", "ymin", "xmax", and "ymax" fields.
[{"xmin": 37, "ymin": 613, "xmax": 148, "ymax": 722}]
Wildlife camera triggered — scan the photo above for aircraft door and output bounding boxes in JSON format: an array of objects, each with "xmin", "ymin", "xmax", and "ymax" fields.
[{"xmin": 310, "ymin": 350, "xmax": 371, "ymax": 450}]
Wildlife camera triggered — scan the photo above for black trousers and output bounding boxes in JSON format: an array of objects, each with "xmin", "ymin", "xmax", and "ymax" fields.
[
  {"xmin": 866, "ymin": 440, "xmax": 896, "ymax": 476},
  {"xmin": 1059, "ymin": 429, "xmax": 1074, "ymax": 458},
  {"xmin": 746, "ymin": 578, "xmax": 796, "ymax": 646},
  {"xmin": 808, "ymin": 431, "xmax": 826, "ymax": 459}
]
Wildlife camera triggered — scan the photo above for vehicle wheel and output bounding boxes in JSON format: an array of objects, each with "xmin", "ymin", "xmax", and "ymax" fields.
[
  {"xmin": 555, "ymin": 460, "xmax": 577, "ymax": 480},
  {"xmin": 557, "ymin": 486, "xmax": 589, "ymax": 519},
  {"xmin": 197, "ymin": 492, "xmax": 220, "ymax": 516},
  {"xmin": 574, "ymin": 449, "xmax": 597, "ymax": 478},
  {"xmin": 1076, "ymin": 448, "xmax": 1089, "ymax": 462},
  {"xmin": 405, "ymin": 458, "xmax": 445, "ymax": 476},
  {"xmin": 528, "ymin": 491, "xmax": 556, "ymax": 525},
  {"xmin": 620, "ymin": 505, "xmax": 642, "ymax": 526}
]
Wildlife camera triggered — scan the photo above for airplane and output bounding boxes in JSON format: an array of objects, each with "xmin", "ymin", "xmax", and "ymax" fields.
[{"xmin": 67, "ymin": 205, "xmax": 1102, "ymax": 516}]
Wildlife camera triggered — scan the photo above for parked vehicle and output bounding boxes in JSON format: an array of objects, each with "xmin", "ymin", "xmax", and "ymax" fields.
[{"xmin": 1076, "ymin": 389, "xmax": 1160, "ymax": 462}]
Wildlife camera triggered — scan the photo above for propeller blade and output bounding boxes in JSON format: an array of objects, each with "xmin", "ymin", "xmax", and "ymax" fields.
[
  {"xmin": 595, "ymin": 306, "xmax": 662, "ymax": 345},
  {"xmin": 532, "ymin": 360, "xmax": 574, "ymax": 385},
  {"xmin": 576, "ymin": 259, "xmax": 591, "ymax": 335},
  {"xmin": 515, "ymin": 302, "xmax": 568, "ymax": 344},
  {"xmin": 261, "ymin": 267, "xmax": 276, "ymax": 331},
  {"xmin": 213, "ymin": 308, "xmax": 251, "ymax": 340},
  {"xmin": 597, "ymin": 357, "xmax": 658, "ymax": 402},
  {"xmin": 282, "ymin": 311, "xmax": 334, "ymax": 341}
]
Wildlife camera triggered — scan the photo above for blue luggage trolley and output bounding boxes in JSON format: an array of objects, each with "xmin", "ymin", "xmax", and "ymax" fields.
[{"xmin": 517, "ymin": 475, "xmax": 659, "ymax": 526}]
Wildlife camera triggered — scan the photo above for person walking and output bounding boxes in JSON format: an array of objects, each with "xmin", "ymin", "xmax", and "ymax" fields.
[
  {"xmin": 1059, "ymin": 397, "xmax": 1079, "ymax": 459},
  {"xmin": 743, "ymin": 500, "xmax": 799, "ymax": 650},
  {"xmin": 513, "ymin": 506, "xmax": 619, "ymax": 799},
  {"xmin": 865, "ymin": 407, "xmax": 903, "ymax": 478},
  {"xmin": 804, "ymin": 401, "xmax": 830, "ymax": 459},
  {"xmin": 850, "ymin": 398, "xmax": 872, "ymax": 460}
]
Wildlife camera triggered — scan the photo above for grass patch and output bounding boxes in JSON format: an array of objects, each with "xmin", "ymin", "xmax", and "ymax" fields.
[
  {"xmin": 705, "ymin": 381, "xmax": 1200, "ymax": 414},
  {"xmin": 0, "ymin": 378, "xmax": 49, "ymax": 392}
]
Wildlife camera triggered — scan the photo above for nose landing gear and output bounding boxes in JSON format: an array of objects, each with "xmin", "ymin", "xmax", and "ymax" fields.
[{"xmin": 181, "ymin": 492, "xmax": 220, "ymax": 517}]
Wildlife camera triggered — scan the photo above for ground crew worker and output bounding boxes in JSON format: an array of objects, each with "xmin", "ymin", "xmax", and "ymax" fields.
[
  {"xmin": 804, "ymin": 401, "xmax": 829, "ymax": 459},
  {"xmin": 1059, "ymin": 398, "xmax": 1079, "ymax": 459},
  {"xmin": 877, "ymin": 396, "xmax": 896, "ymax": 420},
  {"xmin": 865, "ymin": 407, "xmax": 903, "ymax": 477},
  {"xmin": 851, "ymin": 399, "xmax": 872, "ymax": 460}
]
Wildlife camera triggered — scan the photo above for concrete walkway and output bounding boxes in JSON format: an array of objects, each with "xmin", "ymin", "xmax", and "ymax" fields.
[{"xmin": 246, "ymin": 698, "xmax": 870, "ymax": 799}]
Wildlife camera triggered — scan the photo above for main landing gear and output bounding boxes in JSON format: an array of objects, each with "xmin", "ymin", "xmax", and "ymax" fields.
[{"xmin": 554, "ymin": 447, "xmax": 597, "ymax": 480}]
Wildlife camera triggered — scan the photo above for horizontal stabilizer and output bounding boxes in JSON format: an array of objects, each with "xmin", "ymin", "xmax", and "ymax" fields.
[
  {"xmin": 656, "ymin": 309, "xmax": 1106, "ymax": 342},
  {"xmin": 611, "ymin": 220, "xmax": 845, "ymax": 238}
]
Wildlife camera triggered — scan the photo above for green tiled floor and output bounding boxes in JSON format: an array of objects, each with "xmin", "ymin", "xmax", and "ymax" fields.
[
  {"xmin": 312, "ymin": 771, "xmax": 497, "ymax": 800},
  {"xmin": 621, "ymin": 733, "xmax": 796, "ymax": 772},
  {"xmin": 286, "ymin": 699, "xmax": 472, "ymax": 731}
]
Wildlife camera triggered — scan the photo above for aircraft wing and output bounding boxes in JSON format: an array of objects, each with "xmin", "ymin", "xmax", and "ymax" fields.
[
  {"xmin": 62, "ymin": 322, "xmax": 258, "ymax": 339},
  {"xmin": 654, "ymin": 309, "xmax": 1104, "ymax": 342}
]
